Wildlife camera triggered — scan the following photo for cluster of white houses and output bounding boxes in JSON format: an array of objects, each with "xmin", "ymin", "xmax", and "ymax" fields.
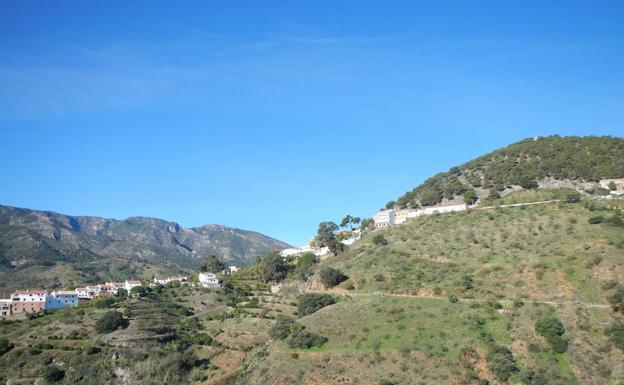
[
  {"xmin": 0, "ymin": 279, "xmax": 143, "ymax": 317},
  {"xmin": 150, "ymin": 272, "xmax": 221, "ymax": 289},
  {"xmin": 373, "ymin": 204, "xmax": 468, "ymax": 227}
]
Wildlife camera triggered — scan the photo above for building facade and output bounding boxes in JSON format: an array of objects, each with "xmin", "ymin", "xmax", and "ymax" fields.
[
  {"xmin": 124, "ymin": 280, "xmax": 142, "ymax": 292},
  {"xmin": 46, "ymin": 291, "xmax": 78, "ymax": 309},
  {"xmin": 373, "ymin": 209, "xmax": 396, "ymax": 227},
  {"xmin": 199, "ymin": 272, "xmax": 220, "ymax": 288},
  {"xmin": 0, "ymin": 299, "xmax": 11, "ymax": 316},
  {"xmin": 373, "ymin": 204, "xmax": 468, "ymax": 227},
  {"xmin": 10, "ymin": 290, "xmax": 47, "ymax": 314}
]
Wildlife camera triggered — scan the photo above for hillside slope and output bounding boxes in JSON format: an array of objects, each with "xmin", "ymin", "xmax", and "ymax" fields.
[
  {"xmin": 393, "ymin": 136, "xmax": 624, "ymax": 208},
  {"xmin": 0, "ymin": 204, "xmax": 289, "ymax": 290},
  {"xmin": 247, "ymin": 195, "xmax": 624, "ymax": 385}
]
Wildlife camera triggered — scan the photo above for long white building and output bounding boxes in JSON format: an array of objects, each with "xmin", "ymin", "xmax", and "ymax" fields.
[{"xmin": 373, "ymin": 204, "xmax": 468, "ymax": 227}]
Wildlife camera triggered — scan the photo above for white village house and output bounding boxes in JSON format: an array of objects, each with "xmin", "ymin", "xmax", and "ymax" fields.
[
  {"xmin": 198, "ymin": 272, "xmax": 221, "ymax": 288},
  {"xmin": 152, "ymin": 276, "xmax": 188, "ymax": 286},
  {"xmin": 0, "ymin": 299, "xmax": 11, "ymax": 316},
  {"xmin": 280, "ymin": 243, "xmax": 330, "ymax": 258}
]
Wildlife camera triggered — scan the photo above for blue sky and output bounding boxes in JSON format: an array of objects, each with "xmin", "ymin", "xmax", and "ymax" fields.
[{"xmin": 1, "ymin": 1, "xmax": 623, "ymax": 246}]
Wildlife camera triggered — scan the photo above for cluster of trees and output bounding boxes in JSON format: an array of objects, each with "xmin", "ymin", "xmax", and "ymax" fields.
[
  {"xmin": 313, "ymin": 221, "xmax": 343, "ymax": 255},
  {"xmin": 535, "ymin": 314, "xmax": 568, "ymax": 353},
  {"xmin": 588, "ymin": 214, "xmax": 624, "ymax": 227},
  {"xmin": 608, "ymin": 285, "xmax": 624, "ymax": 313},
  {"xmin": 394, "ymin": 136, "xmax": 624, "ymax": 208},
  {"xmin": 487, "ymin": 345, "xmax": 518, "ymax": 381},
  {"xmin": 319, "ymin": 268, "xmax": 348, "ymax": 288},
  {"xmin": 372, "ymin": 234, "xmax": 388, "ymax": 246},
  {"xmin": 0, "ymin": 338, "xmax": 13, "ymax": 356},
  {"xmin": 257, "ymin": 252, "xmax": 288, "ymax": 282},
  {"xmin": 42, "ymin": 366, "xmax": 65, "ymax": 382},
  {"xmin": 268, "ymin": 315, "xmax": 328, "ymax": 348},
  {"xmin": 198, "ymin": 255, "xmax": 225, "ymax": 273},
  {"xmin": 340, "ymin": 215, "xmax": 361, "ymax": 230},
  {"xmin": 297, "ymin": 293, "xmax": 336, "ymax": 316},
  {"xmin": 95, "ymin": 311, "xmax": 126, "ymax": 334}
]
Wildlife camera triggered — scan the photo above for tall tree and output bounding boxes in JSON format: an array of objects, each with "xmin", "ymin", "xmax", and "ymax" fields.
[
  {"xmin": 340, "ymin": 215, "xmax": 353, "ymax": 229},
  {"xmin": 314, "ymin": 221, "xmax": 342, "ymax": 255},
  {"xmin": 257, "ymin": 251, "xmax": 288, "ymax": 282},
  {"xmin": 198, "ymin": 255, "xmax": 225, "ymax": 273},
  {"xmin": 340, "ymin": 215, "xmax": 361, "ymax": 230}
]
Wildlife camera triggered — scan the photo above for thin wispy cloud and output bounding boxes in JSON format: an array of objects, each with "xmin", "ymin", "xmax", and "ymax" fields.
[{"xmin": 0, "ymin": 33, "xmax": 390, "ymax": 120}]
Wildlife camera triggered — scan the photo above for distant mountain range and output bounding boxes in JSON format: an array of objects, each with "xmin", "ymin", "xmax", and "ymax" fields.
[{"xmin": 0, "ymin": 204, "xmax": 289, "ymax": 290}]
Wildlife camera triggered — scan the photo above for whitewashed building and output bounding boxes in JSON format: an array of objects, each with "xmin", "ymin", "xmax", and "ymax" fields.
[
  {"xmin": 152, "ymin": 276, "xmax": 187, "ymax": 286},
  {"xmin": 198, "ymin": 272, "xmax": 221, "ymax": 288},
  {"xmin": 124, "ymin": 280, "xmax": 142, "ymax": 292},
  {"xmin": 373, "ymin": 204, "xmax": 468, "ymax": 227},
  {"xmin": 0, "ymin": 299, "xmax": 11, "ymax": 316},
  {"xmin": 394, "ymin": 209, "xmax": 411, "ymax": 224},
  {"xmin": 409, "ymin": 204, "xmax": 468, "ymax": 217},
  {"xmin": 280, "ymin": 244, "xmax": 330, "ymax": 257},
  {"xmin": 373, "ymin": 209, "xmax": 396, "ymax": 227}
]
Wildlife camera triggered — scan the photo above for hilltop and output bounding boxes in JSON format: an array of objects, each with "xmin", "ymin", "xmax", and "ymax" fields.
[
  {"xmin": 0, "ymin": 204, "xmax": 289, "ymax": 291},
  {"xmin": 392, "ymin": 136, "xmax": 624, "ymax": 209}
]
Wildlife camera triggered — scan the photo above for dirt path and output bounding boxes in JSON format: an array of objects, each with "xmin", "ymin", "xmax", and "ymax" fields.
[
  {"xmin": 301, "ymin": 289, "xmax": 611, "ymax": 309},
  {"xmin": 476, "ymin": 199, "xmax": 562, "ymax": 210}
]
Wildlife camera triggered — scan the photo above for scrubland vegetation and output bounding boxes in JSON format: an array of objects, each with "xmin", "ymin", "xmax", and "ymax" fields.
[{"xmin": 1, "ymin": 192, "xmax": 622, "ymax": 385}]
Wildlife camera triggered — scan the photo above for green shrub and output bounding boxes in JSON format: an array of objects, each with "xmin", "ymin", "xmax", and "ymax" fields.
[
  {"xmin": 565, "ymin": 191, "xmax": 581, "ymax": 203},
  {"xmin": 462, "ymin": 275, "xmax": 474, "ymax": 290},
  {"xmin": 287, "ymin": 329, "xmax": 328, "ymax": 348},
  {"xmin": 298, "ymin": 294, "xmax": 336, "ymax": 316},
  {"xmin": 488, "ymin": 188, "xmax": 501, "ymax": 200},
  {"xmin": 606, "ymin": 215, "xmax": 624, "ymax": 227},
  {"xmin": 372, "ymin": 234, "xmax": 388, "ymax": 246},
  {"xmin": 91, "ymin": 296, "xmax": 116, "ymax": 309},
  {"xmin": 296, "ymin": 252, "xmax": 318, "ymax": 270},
  {"xmin": 588, "ymin": 216, "xmax": 605, "ymax": 224},
  {"xmin": 608, "ymin": 181, "xmax": 617, "ymax": 190},
  {"xmin": 0, "ymin": 339, "xmax": 13, "ymax": 355},
  {"xmin": 535, "ymin": 314, "xmax": 568, "ymax": 353},
  {"xmin": 604, "ymin": 320, "xmax": 624, "ymax": 350},
  {"xmin": 269, "ymin": 316, "xmax": 294, "ymax": 340},
  {"xmin": 319, "ymin": 268, "xmax": 348, "ymax": 288},
  {"xmin": 179, "ymin": 333, "xmax": 213, "ymax": 347},
  {"xmin": 42, "ymin": 366, "xmax": 65, "ymax": 382},
  {"xmin": 486, "ymin": 346, "xmax": 517, "ymax": 381},
  {"xmin": 448, "ymin": 295, "xmax": 459, "ymax": 303},
  {"xmin": 95, "ymin": 311, "xmax": 125, "ymax": 334},
  {"xmin": 463, "ymin": 189, "xmax": 478, "ymax": 205},
  {"xmin": 130, "ymin": 285, "xmax": 151, "ymax": 297},
  {"xmin": 608, "ymin": 286, "xmax": 624, "ymax": 313}
]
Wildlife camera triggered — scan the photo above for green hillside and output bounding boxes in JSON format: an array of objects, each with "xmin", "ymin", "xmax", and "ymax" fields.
[
  {"xmin": 322, "ymin": 193, "xmax": 624, "ymax": 303},
  {"xmin": 1, "ymin": 195, "xmax": 623, "ymax": 385},
  {"xmin": 394, "ymin": 136, "xmax": 624, "ymax": 208},
  {"xmin": 245, "ymin": 194, "xmax": 624, "ymax": 385}
]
